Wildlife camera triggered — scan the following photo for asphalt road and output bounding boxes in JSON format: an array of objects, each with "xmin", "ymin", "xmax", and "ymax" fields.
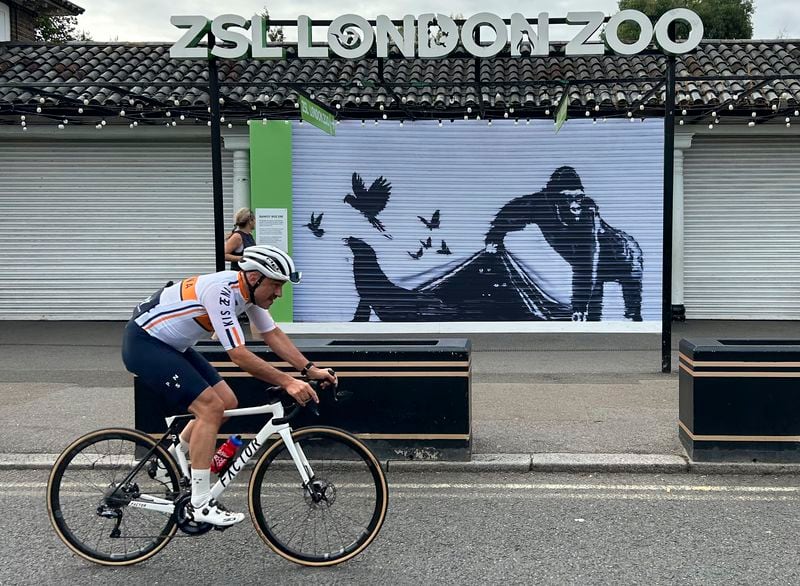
[{"xmin": 5, "ymin": 470, "xmax": 800, "ymax": 585}]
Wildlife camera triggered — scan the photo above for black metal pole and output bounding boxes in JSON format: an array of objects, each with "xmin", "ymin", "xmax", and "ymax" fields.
[
  {"xmin": 208, "ymin": 33, "xmax": 226, "ymax": 272},
  {"xmin": 661, "ymin": 55, "xmax": 676, "ymax": 373}
]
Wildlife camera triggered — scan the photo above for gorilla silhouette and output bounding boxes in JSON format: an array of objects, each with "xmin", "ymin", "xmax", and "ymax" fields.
[{"xmin": 484, "ymin": 166, "xmax": 643, "ymax": 321}]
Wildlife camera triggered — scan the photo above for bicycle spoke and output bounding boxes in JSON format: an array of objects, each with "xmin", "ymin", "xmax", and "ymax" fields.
[
  {"xmin": 48, "ymin": 430, "xmax": 178, "ymax": 565},
  {"xmin": 250, "ymin": 429, "xmax": 387, "ymax": 565}
]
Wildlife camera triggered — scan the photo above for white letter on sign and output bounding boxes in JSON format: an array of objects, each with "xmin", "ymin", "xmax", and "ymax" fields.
[
  {"xmin": 654, "ymin": 8, "xmax": 704, "ymax": 55},
  {"xmin": 461, "ymin": 13, "xmax": 508, "ymax": 58},
  {"xmin": 329, "ymin": 15, "xmax": 374, "ymax": 59},
  {"xmin": 510, "ymin": 12, "xmax": 549, "ymax": 57},
  {"xmin": 170, "ymin": 15, "xmax": 211, "ymax": 59},
  {"xmin": 210, "ymin": 14, "xmax": 251, "ymax": 60},
  {"xmin": 605, "ymin": 10, "xmax": 653, "ymax": 56},
  {"xmin": 376, "ymin": 15, "xmax": 416, "ymax": 58},
  {"xmin": 298, "ymin": 15, "xmax": 328, "ymax": 58},
  {"xmin": 418, "ymin": 13, "xmax": 458, "ymax": 58},
  {"xmin": 251, "ymin": 15, "xmax": 284, "ymax": 59},
  {"xmin": 565, "ymin": 12, "xmax": 605, "ymax": 56}
]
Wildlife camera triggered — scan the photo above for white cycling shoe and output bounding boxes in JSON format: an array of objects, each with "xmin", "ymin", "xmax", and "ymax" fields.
[{"xmin": 187, "ymin": 499, "xmax": 245, "ymax": 527}]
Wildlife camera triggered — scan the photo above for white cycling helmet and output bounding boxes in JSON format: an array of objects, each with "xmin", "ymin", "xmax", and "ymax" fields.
[{"xmin": 238, "ymin": 245, "xmax": 301, "ymax": 284}]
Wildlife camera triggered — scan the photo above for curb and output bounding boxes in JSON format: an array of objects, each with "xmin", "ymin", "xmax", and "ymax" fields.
[{"xmin": 4, "ymin": 453, "xmax": 800, "ymax": 475}]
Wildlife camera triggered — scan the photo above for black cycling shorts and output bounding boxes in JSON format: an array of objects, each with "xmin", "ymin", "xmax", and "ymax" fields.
[{"xmin": 122, "ymin": 320, "xmax": 223, "ymax": 414}]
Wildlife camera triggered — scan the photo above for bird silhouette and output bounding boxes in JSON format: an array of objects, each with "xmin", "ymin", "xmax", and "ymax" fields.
[
  {"xmin": 344, "ymin": 173, "xmax": 393, "ymax": 239},
  {"xmin": 437, "ymin": 240, "xmax": 451, "ymax": 255},
  {"xmin": 420, "ymin": 236, "xmax": 432, "ymax": 249},
  {"xmin": 306, "ymin": 212, "xmax": 324, "ymax": 238},
  {"xmin": 408, "ymin": 247, "xmax": 424, "ymax": 260},
  {"xmin": 343, "ymin": 236, "xmax": 455, "ymax": 321},
  {"xmin": 417, "ymin": 209, "xmax": 440, "ymax": 230}
]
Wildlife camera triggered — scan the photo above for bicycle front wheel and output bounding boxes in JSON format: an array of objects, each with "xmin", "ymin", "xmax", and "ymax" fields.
[
  {"xmin": 248, "ymin": 427, "xmax": 388, "ymax": 566},
  {"xmin": 46, "ymin": 428, "xmax": 181, "ymax": 566}
]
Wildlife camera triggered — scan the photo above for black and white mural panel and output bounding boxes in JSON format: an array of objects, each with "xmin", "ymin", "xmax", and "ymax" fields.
[{"xmin": 290, "ymin": 119, "xmax": 663, "ymax": 330}]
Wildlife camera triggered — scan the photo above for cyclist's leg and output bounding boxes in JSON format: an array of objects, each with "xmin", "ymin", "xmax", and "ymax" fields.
[
  {"xmin": 176, "ymin": 349, "xmax": 237, "ymax": 450},
  {"xmin": 185, "ymin": 387, "xmax": 245, "ymax": 526}
]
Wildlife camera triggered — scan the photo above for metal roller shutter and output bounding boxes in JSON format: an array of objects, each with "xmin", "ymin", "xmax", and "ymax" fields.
[
  {"xmin": 290, "ymin": 119, "xmax": 664, "ymax": 330},
  {"xmin": 684, "ymin": 135, "xmax": 800, "ymax": 319},
  {"xmin": 0, "ymin": 138, "xmax": 233, "ymax": 319}
]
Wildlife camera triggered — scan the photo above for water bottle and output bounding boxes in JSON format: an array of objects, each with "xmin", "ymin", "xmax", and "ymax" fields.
[{"xmin": 210, "ymin": 435, "xmax": 243, "ymax": 474}]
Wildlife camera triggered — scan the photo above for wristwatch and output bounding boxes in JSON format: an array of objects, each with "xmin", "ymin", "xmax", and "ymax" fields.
[{"xmin": 300, "ymin": 361, "xmax": 315, "ymax": 377}]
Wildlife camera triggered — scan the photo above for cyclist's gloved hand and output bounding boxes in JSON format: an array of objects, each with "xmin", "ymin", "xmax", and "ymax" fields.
[{"xmin": 284, "ymin": 378, "xmax": 319, "ymax": 406}]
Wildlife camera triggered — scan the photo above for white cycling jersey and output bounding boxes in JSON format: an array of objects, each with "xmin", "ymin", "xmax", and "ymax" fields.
[{"xmin": 133, "ymin": 271, "xmax": 276, "ymax": 352}]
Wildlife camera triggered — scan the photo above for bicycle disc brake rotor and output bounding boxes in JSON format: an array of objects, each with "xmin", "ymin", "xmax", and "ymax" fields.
[{"xmin": 304, "ymin": 478, "xmax": 337, "ymax": 508}]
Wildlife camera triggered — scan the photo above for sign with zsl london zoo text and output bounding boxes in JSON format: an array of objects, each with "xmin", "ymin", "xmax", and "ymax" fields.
[{"xmin": 169, "ymin": 9, "xmax": 703, "ymax": 60}]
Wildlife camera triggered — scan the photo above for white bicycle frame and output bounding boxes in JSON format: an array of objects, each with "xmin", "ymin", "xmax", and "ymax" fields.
[{"xmin": 130, "ymin": 400, "xmax": 313, "ymax": 515}]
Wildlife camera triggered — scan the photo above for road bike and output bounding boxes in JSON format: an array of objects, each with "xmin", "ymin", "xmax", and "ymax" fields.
[{"xmin": 46, "ymin": 382, "xmax": 388, "ymax": 567}]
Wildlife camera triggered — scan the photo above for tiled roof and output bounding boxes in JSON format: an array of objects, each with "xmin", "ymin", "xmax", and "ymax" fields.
[{"xmin": 1, "ymin": 40, "xmax": 799, "ymax": 122}]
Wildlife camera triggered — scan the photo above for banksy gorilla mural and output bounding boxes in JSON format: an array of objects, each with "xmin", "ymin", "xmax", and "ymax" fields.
[{"xmin": 288, "ymin": 119, "xmax": 663, "ymax": 327}]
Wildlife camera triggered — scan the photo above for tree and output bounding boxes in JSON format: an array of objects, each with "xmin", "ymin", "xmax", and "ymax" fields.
[
  {"xmin": 34, "ymin": 15, "xmax": 92, "ymax": 42},
  {"xmin": 616, "ymin": 0, "xmax": 754, "ymax": 41},
  {"xmin": 260, "ymin": 6, "xmax": 284, "ymax": 43}
]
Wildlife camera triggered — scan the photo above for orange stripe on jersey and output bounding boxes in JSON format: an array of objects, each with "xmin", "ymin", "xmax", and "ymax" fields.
[
  {"xmin": 194, "ymin": 315, "xmax": 213, "ymax": 332},
  {"xmin": 237, "ymin": 271, "xmax": 251, "ymax": 302},
  {"xmin": 143, "ymin": 308, "xmax": 204, "ymax": 330},
  {"xmin": 181, "ymin": 276, "xmax": 200, "ymax": 301},
  {"xmin": 231, "ymin": 328, "xmax": 243, "ymax": 347}
]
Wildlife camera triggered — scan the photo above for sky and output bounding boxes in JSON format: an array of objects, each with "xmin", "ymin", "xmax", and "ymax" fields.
[{"xmin": 72, "ymin": 1, "xmax": 799, "ymax": 42}]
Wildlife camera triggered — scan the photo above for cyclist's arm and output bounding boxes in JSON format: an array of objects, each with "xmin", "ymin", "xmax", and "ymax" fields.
[
  {"xmin": 227, "ymin": 347, "xmax": 318, "ymax": 405},
  {"xmin": 262, "ymin": 326, "xmax": 337, "ymax": 386}
]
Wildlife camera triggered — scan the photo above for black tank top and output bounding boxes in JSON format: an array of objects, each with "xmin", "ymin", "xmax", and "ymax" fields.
[{"xmin": 230, "ymin": 230, "xmax": 256, "ymax": 271}]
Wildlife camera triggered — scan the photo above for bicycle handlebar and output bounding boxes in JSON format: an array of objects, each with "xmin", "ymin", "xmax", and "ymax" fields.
[{"xmin": 268, "ymin": 374, "xmax": 342, "ymax": 425}]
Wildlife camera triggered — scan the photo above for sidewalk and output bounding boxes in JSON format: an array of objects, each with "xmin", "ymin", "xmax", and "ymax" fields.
[{"xmin": 1, "ymin": 320, "xmax": 799, "ymax": 473}]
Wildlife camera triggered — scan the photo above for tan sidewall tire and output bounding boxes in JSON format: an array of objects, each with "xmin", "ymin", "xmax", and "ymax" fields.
[
  {"xmin": 46, "ymin": 427, "xmax": 180, "ymax": 566},
  {"xmin": 248, "ymin": 426, "xmax": 388, "ymax": 567}
]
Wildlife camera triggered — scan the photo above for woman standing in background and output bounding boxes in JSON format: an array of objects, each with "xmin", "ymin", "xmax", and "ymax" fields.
[{"xmin": 225, "ymin": 208, "xmax": 257, "ymax": 270}]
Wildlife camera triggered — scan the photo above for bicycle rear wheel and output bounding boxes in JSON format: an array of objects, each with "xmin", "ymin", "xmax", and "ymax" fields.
[
  {"xmin": 248, "ymin": 426, "xmax": 388, "ymax": 566},
  {"xmin": 46, "ymin": 428, "xmax": 180, "ymax": 566}
]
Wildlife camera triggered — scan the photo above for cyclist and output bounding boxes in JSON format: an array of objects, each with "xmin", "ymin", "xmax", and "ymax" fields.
[{"xmin": 121, "ymin": 245, "xmax": 336, "ymax": 527}]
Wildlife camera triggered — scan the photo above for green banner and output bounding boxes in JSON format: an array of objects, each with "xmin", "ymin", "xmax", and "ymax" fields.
[
  {"xmin": 554, "ymin": 87, "xmax": 569, "ymax": 134},
  {"xmin": 249, "ymin": 120, "xmax": 294, "ymax": 322},
  {"xmin": 299, "ymin": 95, "xmax": 336, "ymax": 136}
]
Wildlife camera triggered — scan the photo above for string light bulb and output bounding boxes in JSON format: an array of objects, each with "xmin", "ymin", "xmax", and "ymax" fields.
[
  {"xmin": 748, "ymin": 120, "xmax": 755, "ymax": 127},
  {"xmin": 78, "ymin": 107, "xmax": 83, "ymax": 114},
  {"xmin": 682, "ymin": 109, "xmax": 687, "ymax": 116},
  {"xmin": 728, "ymin": 104, "xmax": 734, "ymax": 110}
]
